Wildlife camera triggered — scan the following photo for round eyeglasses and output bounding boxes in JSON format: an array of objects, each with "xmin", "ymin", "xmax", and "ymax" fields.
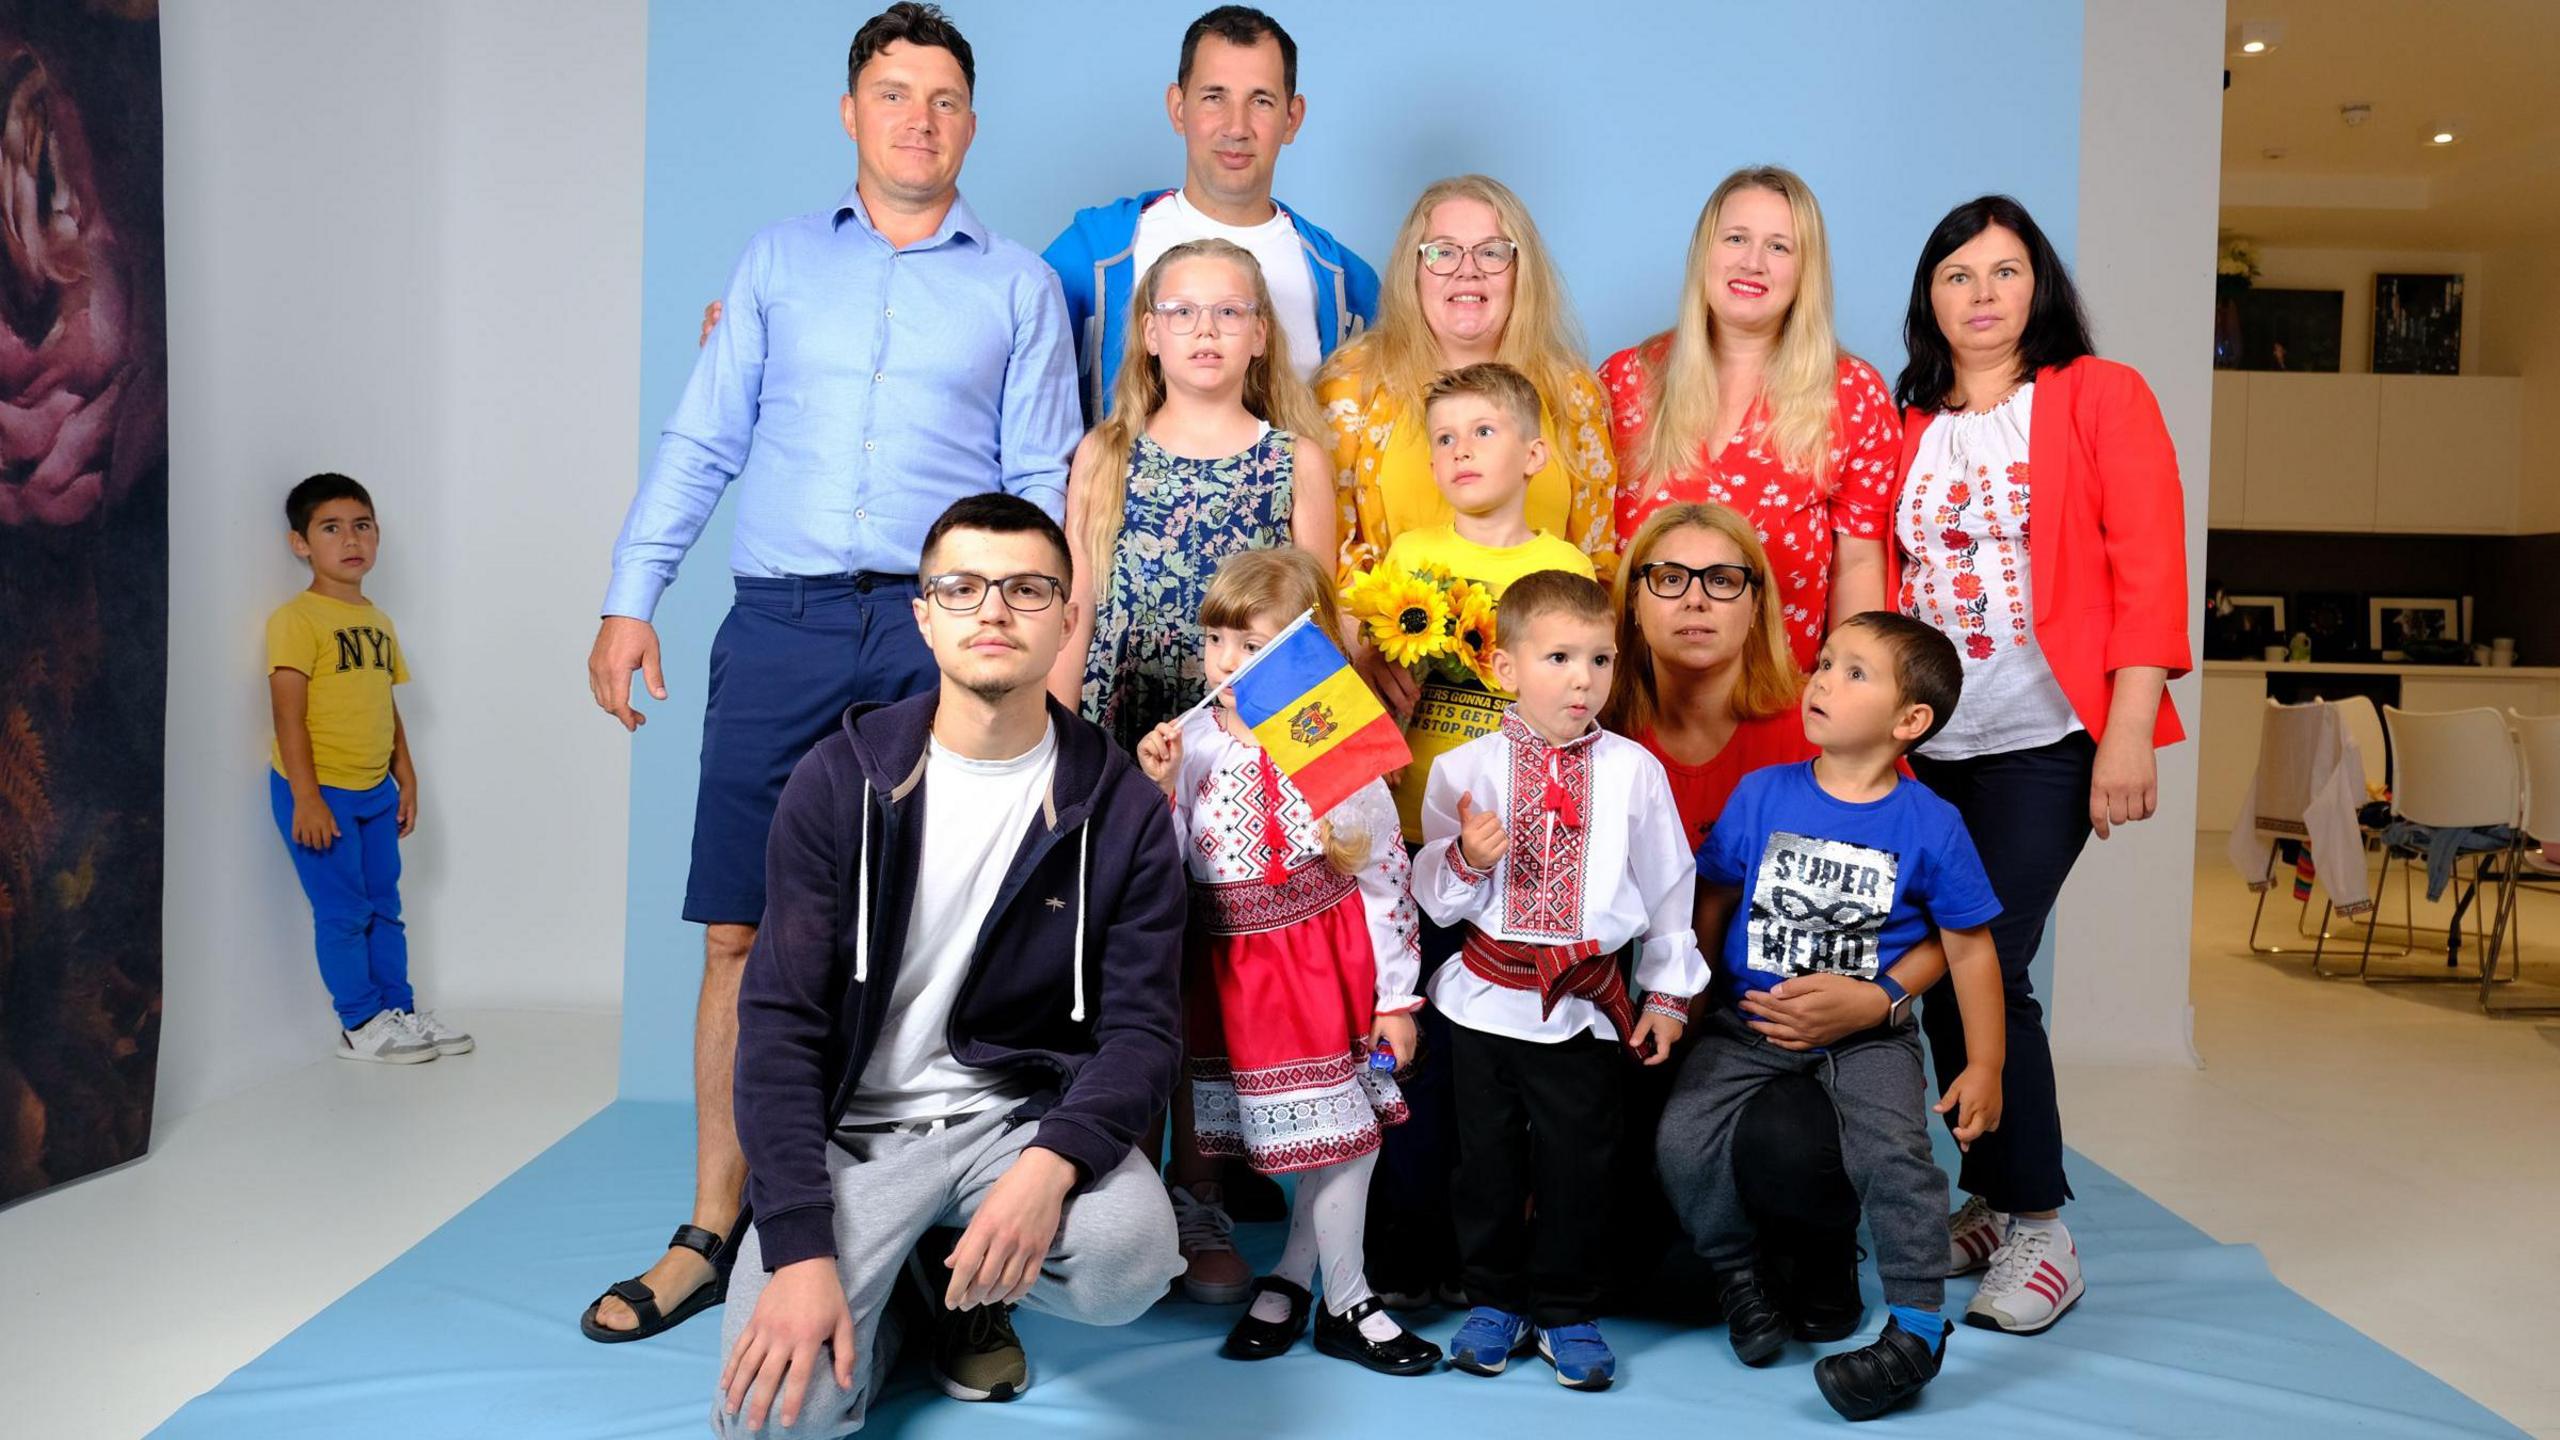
[
  {"xmin": 924, "ymin": 572, "xmax": 1065, "ymax": 614},
  {"xmin": 1638, "ymin": 561, "xmax": 1758, "ymax": 603},
  {"xmin": 1418, "ymin": 239, "xmax": 1518, "ymax": 276},
  {"xmin": 1150, "ymin": 299, "xmax": 1260, "ymax": 335}
]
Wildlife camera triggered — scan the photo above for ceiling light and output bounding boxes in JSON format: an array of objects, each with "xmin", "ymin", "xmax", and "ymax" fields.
[
  {"xmin": 2431, "ymin": 131, "xmax": 2455, "ymax": 145},
  {"xmin": 2429, "ymin": 125, "xmax": 2460, "ymax": 145},
  {"xmin": 2230, "ymin": 20, "xmax": 2284, "ymax": 55}
]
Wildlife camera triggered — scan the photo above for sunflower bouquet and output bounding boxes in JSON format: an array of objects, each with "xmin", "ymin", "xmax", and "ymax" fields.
[{"xmin": 1340, "ymin": 561, "xmax": 1503, "ymax": 690}]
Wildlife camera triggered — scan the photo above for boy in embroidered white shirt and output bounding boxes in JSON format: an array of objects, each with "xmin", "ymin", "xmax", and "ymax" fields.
[{"xmin": 1411, "ymin": 570, "xmax": 1708, "ymax": 1391}]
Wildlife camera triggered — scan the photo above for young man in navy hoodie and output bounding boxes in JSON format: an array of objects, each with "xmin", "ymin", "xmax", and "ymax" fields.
[
  {"xmin": 1041, "ymin": 5, "xmax": 1378, "ymax": 421},
  {"xmin": 715, "ymin": 495, "xmax": 1185, "ymax": 1438}
]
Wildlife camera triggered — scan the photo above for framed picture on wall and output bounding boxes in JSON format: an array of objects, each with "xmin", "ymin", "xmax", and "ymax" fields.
[
  {"xmin": 2369, "ymin": 596, "xmax": 2461, "ymax": 660},
  {"xmin": 2293, "ymin": 591, "xmax": 2363, "ymax": 661},
  {"xmin": 2372, "ymin": 274, "xmax": 2462, "ymax": 375},
  {"xmin": 2238, "ymin": 288, "xmax": 2343, "ymax": 372}
]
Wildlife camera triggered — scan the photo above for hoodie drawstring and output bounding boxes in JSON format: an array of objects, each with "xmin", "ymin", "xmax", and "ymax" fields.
[
  {"xmin": 852, "ymin": 779, "xmax": 873, "ymax": 985},
  {"xmin": 1070, "ymin": 821, "xmax": 1092, "ymax": 1023}
]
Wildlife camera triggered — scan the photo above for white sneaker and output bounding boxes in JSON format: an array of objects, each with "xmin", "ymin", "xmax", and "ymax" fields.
[
  {"xmin": 1964, "ymin": 1224, "xmax": 2083, "ymax": 1334},
  {"xmin": 1946, "ymin": 1194, "xmax": 2009, "ymax": 1277},
  {"xmin": 339, "ymin": 1011, "xmax": 437, "ymax": 1064},
  {"xmin": 396, "ymin": 1008, "xmax": 474, "ymax": 1056}
]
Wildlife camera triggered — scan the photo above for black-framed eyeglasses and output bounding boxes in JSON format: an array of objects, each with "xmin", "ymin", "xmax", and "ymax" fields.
[
  {"xmin": 1638, "ymin": 561, "xmax": 1758, "ymax": 603},
  {"xmin": 1418, "ymin": 239, "xmax": 1518, "ymax": 276},
  {"xmin": 1149, "ymin": 299, "xmax": 1260, "ymax": 335},
  {"xmin": 924, "ymin": 572, "xmax": 1065, "ymax": 614}
]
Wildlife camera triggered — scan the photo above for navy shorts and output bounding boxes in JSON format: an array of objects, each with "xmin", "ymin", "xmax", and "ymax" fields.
[{"xmin": 683, "ymin": 574, "xmax": 937, "ymax": 925}]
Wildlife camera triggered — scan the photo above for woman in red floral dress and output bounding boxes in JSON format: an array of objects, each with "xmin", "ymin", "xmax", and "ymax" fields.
[{"xmin": 1601, "ymin": 165, "xmax": 1900, "ymax": 673}]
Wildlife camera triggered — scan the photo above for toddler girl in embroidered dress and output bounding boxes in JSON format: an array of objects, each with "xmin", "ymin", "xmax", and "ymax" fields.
[{"xmin": 1134, "ymin": 548, "xmax": 1440, "ymax": 1377}]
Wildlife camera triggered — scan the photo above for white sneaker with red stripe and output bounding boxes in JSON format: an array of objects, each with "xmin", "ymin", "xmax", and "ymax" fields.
[
  {"xmin": 1964, "ymin": 1223, "xmax": 2082, "ymax": 1334},
  {"xmin": 1946, "ymin": 1195, "xmax": 2008, "ymax": 1277}
]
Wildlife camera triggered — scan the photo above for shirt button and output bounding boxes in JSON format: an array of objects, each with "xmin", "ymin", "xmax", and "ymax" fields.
[
  {"xmin": 864, "ymin": 440, "xmax": 876, "ymax": 451},
  {"xmin": 873, "ymin": 371, "xmax": 885, "ymax": 383},
  {"xmin": 855, "ymin": 508, "xmax": 867, "ymax": 520},
  {"xmin": 884, "ymin": 307, "xmax": 894, "ymax": 317}
]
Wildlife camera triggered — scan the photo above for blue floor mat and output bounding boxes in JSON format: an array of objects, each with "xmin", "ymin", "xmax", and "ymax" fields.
[{"xmin": 151, "ymin": 1101, "xmax": 2521, "ymax": 1439}]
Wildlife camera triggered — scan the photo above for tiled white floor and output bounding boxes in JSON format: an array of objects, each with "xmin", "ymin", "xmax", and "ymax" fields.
[{"xmin": 7, "ymin": 856, "xmax": 2557, "ymax": 1439}]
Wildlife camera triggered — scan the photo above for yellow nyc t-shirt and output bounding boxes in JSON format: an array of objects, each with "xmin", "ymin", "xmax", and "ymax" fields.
[
  {"xmin": 1379, "ymin": 526, "xmax": 1595, "ymax": 840},
  {"xmin": 267, "ymin": 591, "xmax": 410, "ymax": 790}
]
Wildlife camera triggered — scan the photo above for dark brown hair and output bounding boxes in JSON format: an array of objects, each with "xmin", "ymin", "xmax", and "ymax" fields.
[
  {"xmin": 1179, "ymin": 6, "xmax": 1296, "ymax": 95},
  {"xmin": 1837, "ymin": 611, "xmax": 1964, "ymax": 748},
  {"xmin": 919, "ymin": 494, "xmax": 1070, "ymax": 585},
  {"xmin": 285, "ymin": 472, "xmax": 372, "ymax": 534},
  {"xmin": 848, "ymin": 3, "xmax": 975, "ymax": 98},
  {"xmin": 1894, "ymin": 195, "xmax": 2094, "ymax": 412}
]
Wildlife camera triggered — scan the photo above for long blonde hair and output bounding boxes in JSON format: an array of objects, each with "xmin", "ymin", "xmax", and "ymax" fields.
[
  {"xmin": 1600, "ymin": 503, "xmax": 1801, "ymax": 741},
  {"xmin": 1199, "ymin": 548, "xmax": 1370, "ymax": 874},
  {"xmin": 1072, "ymin": 239, "xmax": 1324, "ymax": 607},
  {"xmin": 1629, "ymin": 166, "xmax": 1844, "ymax": 485},
  {"xmin": 1316, "ymin": 174, "xmax": 1589, "ymax": 422}
]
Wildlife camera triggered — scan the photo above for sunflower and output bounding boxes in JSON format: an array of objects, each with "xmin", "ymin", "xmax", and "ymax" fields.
[
  {"xmin": 1449, "ymin": 585, "xmax": 1501, "ymax": 687},
  {"xmin": 1368, "ymin": 574, "xmax": 1453, "ymax": 668}
]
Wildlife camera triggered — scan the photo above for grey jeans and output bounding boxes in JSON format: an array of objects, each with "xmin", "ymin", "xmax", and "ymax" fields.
[
  {"xmin": 1656, "ymin": 1008, "xmax": 1947, "ymax": 1309},
  {"xmin": 711, "ymin": 1105, "xmax": 1182, "ymax": 1438}
]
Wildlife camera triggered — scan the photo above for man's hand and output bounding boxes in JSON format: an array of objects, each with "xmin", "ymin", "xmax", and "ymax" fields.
[
  {"xmin": 1628, "ymin": 1010, "xmax": 1684, "ymax": 1065},
  {"xmin": 946, "ymin": 1145, "xmax": 1075, "ymax": 1310},
  {"xmin": 1455, "ymin": 792, "xmax": 1509, "ymax": 872},
  {"xmin": 720, "ymin": 1257, "xmax": 854, "ymax": 1432},
  {"xmin": 1739, "ymin": 973, "xmax": 1891, "ymax": 1051},
  {"xmin": 1933, "ymin": 1064, "xmax": 2005, "ymax": 1150},
  {"xmin": 588, "ymin": 616, "xmax": 666, "ymax": 732},
  {"xmin": 1370, "ymin": 1010, "xmax": 1419, "ymax": 1075},
  {"xmin": 290, "ymin": 790, "xmax": 339, "ymax": 851}
]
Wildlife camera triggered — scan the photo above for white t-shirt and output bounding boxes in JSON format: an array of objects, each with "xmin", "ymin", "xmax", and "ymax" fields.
[
  {"xmin": 1131, "ymin": 189, "xmax": 1322, "ymax": 380},
  {"xmin": 1896, "ymin": 383, "xmax": 2083, "ymax": 761},
  {"xmin": 836, "ymin": 723, "xmax": 1059, "ymax": 1126}
]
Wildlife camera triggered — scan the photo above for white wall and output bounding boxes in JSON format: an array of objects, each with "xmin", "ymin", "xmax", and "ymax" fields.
[
  {"xmin": 2053, "ymin": 0, "xmax": 2223, "ymax": 1068},
  {"xmin": 156, "ymin": 0, "xmax": 646, "ymax": 1122}
]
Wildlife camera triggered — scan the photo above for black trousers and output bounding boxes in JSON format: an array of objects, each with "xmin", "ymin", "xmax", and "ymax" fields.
[
  {"xmin": 1908, "ymin": 730, "xmax": 2095, "ymax": 1214},
  {"xmin": 1450, "ymin": 1025, "xmax": 1622, "ymax": 1327}
]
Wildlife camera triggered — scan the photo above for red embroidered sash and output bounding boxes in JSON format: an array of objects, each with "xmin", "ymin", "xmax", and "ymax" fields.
[{"xmin": 1459, "ymin": 925, "xmax": 1635, "ymax": 1045}]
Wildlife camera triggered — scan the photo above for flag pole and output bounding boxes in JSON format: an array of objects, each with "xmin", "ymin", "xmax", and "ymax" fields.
[{"xmin": 1170, "ymin": 607, "xmax": 1315, "ymax": 727}]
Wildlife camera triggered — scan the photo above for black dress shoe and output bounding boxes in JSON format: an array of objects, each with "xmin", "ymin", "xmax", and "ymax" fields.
[
  {"xmin": 1222, "ymin": 1276, "xmax": 1313, "ymax": 1361},
  {"xmin": 1760, "ymin": 1229, "xmax": 1864, "ymax": 1342},
  {"xmin": 1313, "ymin": 1296, "xmax": 1443, "ymax": 1376},
  {"xmin": 1716, "ymin": 1268, "xmax": 1791, "ymax": 1367},
  {"xmin": 1814, "ymin": 1318, "xmax": 1945, "ymax": 1421}
]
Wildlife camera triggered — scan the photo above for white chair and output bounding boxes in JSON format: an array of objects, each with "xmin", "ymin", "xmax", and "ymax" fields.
[
  {"xmin": 2359, "ymin": 707, "xmax": 2524, "ymax": 985},
  {"xmin": 2480, "ymin": 711, "xmax": 2560, "ymax": 1015},
  {"xmin": 2337, "ymin": 693, "xmax": 2389, "ymax": 797},
  {"xmin": 2234, "ymin": 699, "xmax": 2405, "ymax": 971}
]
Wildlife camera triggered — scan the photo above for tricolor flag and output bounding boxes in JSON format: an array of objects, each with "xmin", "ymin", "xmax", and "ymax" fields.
[{"xmin": 1220, "ymin": 610, "xmax": 1411, "ymax": 818}]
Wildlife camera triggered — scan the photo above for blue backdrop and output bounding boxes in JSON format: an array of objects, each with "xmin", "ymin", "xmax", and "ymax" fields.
[{"xmin": 620, "ymin": 0, "xmax": 2084, "ymax": 1098}]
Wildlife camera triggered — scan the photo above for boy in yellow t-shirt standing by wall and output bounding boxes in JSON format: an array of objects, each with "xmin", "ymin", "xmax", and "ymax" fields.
[{"xmin": 266, "ymin": 473, "xmax": 469, "ymax": 1064}]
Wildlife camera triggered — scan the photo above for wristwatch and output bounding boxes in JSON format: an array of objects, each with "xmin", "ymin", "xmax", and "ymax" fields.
[{"xmin": 1875, "ymin": 974, "xmax": 1915, "ymax": 1027}]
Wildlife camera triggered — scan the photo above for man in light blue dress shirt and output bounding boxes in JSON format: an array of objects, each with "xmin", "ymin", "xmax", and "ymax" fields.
[{"xmin": 581, "ymin": 3, "xmax": 1079, "ymax": 1354}]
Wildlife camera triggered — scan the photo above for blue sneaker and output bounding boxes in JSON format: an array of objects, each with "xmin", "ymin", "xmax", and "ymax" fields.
[
  {"xmin": 1536, "ymin": 1322, "xmax": 1616, "ymax": 1391},
  {"xmin": 1447, "ymin": 1307, "xmax": 1533, "ymax": 1376}
]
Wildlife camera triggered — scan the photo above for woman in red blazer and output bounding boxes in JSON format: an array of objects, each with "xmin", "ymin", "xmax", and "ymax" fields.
[{"xmin": 1887, "ymin": 196, "xmax": 2190, "ymax": 1337}]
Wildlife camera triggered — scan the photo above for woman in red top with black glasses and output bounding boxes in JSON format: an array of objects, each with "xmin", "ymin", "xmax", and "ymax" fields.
[
  {"xmin": 1889, "ymin": 195, "xmax": 2190, "ymax": 1337},
  {"xmin": 1602, "ymin": 165, "xmax": 1902, "ymax": 674}
]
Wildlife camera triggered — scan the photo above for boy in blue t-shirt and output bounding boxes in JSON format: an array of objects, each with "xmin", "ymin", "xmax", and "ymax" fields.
[{"xmin": 1668, "ymin": 612, "xmax": 2005, "ymax": 1422}]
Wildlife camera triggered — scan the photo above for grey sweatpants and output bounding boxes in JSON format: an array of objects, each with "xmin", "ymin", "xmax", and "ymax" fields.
[
  {"xmin": 712, "ymin": 1105, "xmax": 1182, "ymax": 1438},
  {"xmin": 1656, "ymin": 1008, "xmax": 1947, "ymax": 1309}
]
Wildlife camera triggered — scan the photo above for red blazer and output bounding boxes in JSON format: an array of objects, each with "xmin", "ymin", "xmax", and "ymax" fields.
[{"xmin": 1888, "ymin": 355, "xmax": 2190, "ymax": 748}]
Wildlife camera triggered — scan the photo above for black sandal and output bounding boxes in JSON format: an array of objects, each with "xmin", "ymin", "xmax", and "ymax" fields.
[
  {"xmin": 580, "ymin": 1212, "xmax": 749, "ymax": 1344},
  {"xmin": 1221, "ymin": 1276, "xmax": 1313, "ymax": 1361}
]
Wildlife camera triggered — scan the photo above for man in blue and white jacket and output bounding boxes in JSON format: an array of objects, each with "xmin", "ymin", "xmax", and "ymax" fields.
[{"xmin": 1042, "ymin": 5, "xmax": 1378, "ymax": 422}]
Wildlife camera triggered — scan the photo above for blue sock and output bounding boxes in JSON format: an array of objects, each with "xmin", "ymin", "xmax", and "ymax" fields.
[{"xmin": 1888, "ymin": 1304, "xmax": 1949, "ymax": 1351}]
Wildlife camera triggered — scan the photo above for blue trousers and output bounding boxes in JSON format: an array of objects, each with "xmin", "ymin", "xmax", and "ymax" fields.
[{"xmin": 269, "ymin": 770, "xmax": 411, "ymax": 1029}]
